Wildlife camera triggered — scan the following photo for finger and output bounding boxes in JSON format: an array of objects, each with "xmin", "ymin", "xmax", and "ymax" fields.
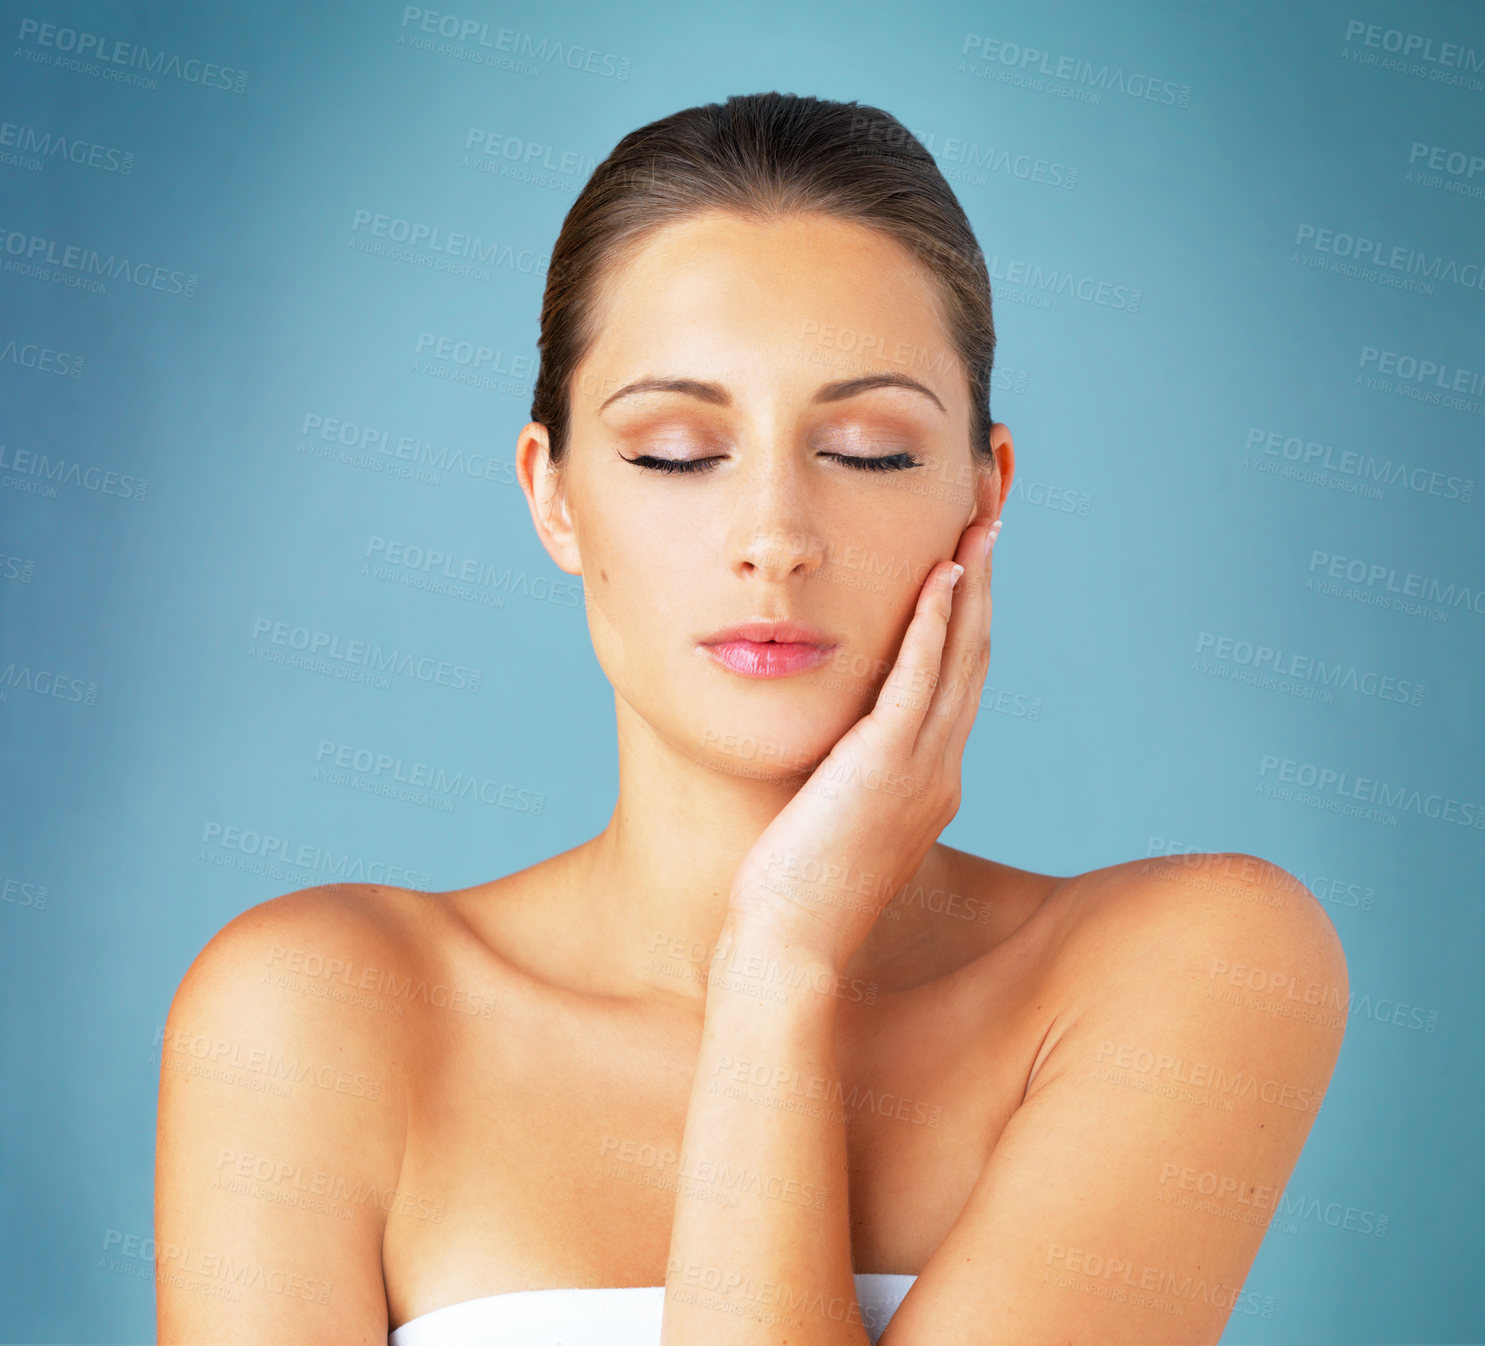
[
  {"xmin": 918, "ymin": 516, "xmax": 997, "ymax": 754},
  {"xmin": 866, "ymin": 558, "xmax": 961, "ymax": 742},
  {"xmin": 943, "ymin": 517, "xmax": 1001, "ymax": 758}
]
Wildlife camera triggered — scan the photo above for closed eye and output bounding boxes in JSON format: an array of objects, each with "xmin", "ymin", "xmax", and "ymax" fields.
[
  {"xmin": 622, "ymin": 452, "xmax": 923, "ymax": 475},
  {"xmin": 824, "ymin": 451, "xmax": 923, "ymax": 472},
  {"xmin": 623, "ymin": 454, "xmax": 726, "ymax": 475}
]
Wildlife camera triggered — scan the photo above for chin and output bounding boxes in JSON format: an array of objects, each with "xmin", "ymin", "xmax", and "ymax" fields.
[{"xmin": 684, "ymin": 685, "xmax": 870, "ymax": 782}]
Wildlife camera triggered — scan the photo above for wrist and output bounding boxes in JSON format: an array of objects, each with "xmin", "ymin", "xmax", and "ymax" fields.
[{"xmin": 718, "ymin": 904, "xmax": 851, "ymax": 983}]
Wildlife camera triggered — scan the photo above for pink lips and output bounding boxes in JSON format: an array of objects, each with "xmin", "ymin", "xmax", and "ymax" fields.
[{"xmin": 699, "ymin": 620, "xmax": 838, "ymax": 679}]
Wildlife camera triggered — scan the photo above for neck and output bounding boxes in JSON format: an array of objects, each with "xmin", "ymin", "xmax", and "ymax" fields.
[
  {"xmin": 577, "ymin": 694, "xmax": 801, "ymax": 1001},
  {"xmin": 553, "ymin": 694, "xmax": 956, "ymax": 1006}
]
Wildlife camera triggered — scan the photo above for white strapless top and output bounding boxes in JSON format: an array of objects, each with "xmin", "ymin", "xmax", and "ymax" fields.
[{"xmin": 388, "ymin": 1272, "xmax": 917, "ymax": 1345}]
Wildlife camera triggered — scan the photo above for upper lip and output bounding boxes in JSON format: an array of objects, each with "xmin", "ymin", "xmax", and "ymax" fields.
[{"xmin": 700, "ymin": 618, "xmax": 837, "ymax": 647}]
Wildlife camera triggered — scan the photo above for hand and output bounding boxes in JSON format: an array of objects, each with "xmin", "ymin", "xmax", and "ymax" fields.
[{"xmin": 725, "ymin": 514, "xmax": 1002, "ymax": 971}]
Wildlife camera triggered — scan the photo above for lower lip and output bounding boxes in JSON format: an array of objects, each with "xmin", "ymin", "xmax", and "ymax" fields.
[{"xmin": 701, "ymin": 641, "xmax": 837, "ymax": 678}]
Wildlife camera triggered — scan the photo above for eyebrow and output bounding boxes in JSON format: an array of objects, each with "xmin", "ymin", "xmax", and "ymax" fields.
[{"xmin": 596, "ymin": 371, "xmax": 947, "ymax": 415}]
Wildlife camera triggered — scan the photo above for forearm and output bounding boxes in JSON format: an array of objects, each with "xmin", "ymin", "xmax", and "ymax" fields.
[{"xmin": 660, "ymin": 914, "xmax": 871, "ymax": 1346}]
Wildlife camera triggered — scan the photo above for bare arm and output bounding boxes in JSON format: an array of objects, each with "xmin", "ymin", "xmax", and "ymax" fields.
[
  {"xmin": 875, "ymin": 857, "xmax": 1348, "ymax": 1345},
  {"xmin": 660, "ymin": 919, "xmax": 864, "ymax": 1344},
  {"xmin": 661, "ymin": 856, "xmax": 1346, "ymax": 1346},
  {"xmin": 154, "ymin": 887, "xmax": 408, "ymax": 1344}
]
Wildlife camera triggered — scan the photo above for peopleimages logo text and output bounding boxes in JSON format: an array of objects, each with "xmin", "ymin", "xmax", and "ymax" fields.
[
  {"xmin": 1343, "ymin": 20, "xmax": 1484, "ymax": 73},
  {"xmin": 350, "ymin": 210, "xmax": 548, "ymax": 274},
  {"xmin": 249, "ymin": 618, "xmax": 482, "ymax": 692},
  {"xmin": 1195, "ymin": 632, "xmax": 1423, "ymax": 706},
  {"xmin": 0, "ymin": 120, "xmax": 134, "ymax": 173},
  {"xmin": 959, "ymin": 34, "xmax": 1191, "ymax": 106},
  {"xmin": 1308, "ymin": 551, "xmax": 1485, "ymax": 615},
  {"xmin": 313, "ymin": 740, "xmax": 545, "ymax": 815},
  {"xmin": 1359, "ymin": 346, "xmax": 1485, "ymax": 397},
  {"xmin": 15, "ymin": 18, "xmax": 249, "ymax": 91},
  {"xmin": 984, "ymin": 254, "xmax": 1140, "ymax": 311},
  {"xmin": 0, "ymin": 226, "xmax": 197, "ymax": 295},
  {"xmin": 398, "ymin": 8, "xmax": 631, "ymax": 79},
  {"xmin": 1294, "ymin": 224, "xmax": 1485, "ymax": 294},
  {"xmin": 1246, "ymin": 426, "xmax": 1473, "ymax": 502},
  {"xmin": 1258, "ymin": 755, "xmax": 1485, "ymax": 830}
]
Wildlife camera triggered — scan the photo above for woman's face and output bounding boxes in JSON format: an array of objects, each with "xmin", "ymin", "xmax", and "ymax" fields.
[{"xmin": 521, "ymin": 209, "xmax": 1011, "ymax": 780}]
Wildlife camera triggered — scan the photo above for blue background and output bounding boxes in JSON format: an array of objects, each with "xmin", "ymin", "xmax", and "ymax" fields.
[{"xmin": 2, "ymin": 0, "xmax": 1482, "ymax": 1341}]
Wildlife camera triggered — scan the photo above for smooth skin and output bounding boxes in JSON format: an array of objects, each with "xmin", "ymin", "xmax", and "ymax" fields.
[{"xmin": 155, "ymin": 211, "xmax": 1348, "ymax": 1344}]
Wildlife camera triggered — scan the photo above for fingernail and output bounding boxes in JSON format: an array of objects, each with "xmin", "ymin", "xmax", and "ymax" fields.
[
  {"xmin": 985, "ymin": 519, "xmax": 1003, "ymax": 555},
  {"xmin": 948, "ymin": 563, "xmax": 965, "ymax": 590}
]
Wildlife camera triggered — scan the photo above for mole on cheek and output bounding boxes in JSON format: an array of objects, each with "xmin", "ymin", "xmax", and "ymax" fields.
[{"xmin": 599, "ymin": 568, "xmax": 609, "ymax": 583}]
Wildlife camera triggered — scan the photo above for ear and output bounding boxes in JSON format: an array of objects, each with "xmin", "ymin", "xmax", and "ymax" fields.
[
  {"xmin": 968, "ymin": 421, "xmax": 1015, "ymax": 524},
  {"xmin": 515, "ymin": 421, "xmax": 583, "ymax": 576}
]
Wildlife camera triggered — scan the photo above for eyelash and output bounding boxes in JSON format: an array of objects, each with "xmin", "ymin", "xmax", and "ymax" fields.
[{"xmin": 624, "ymin": 452, "xmax": 923, "ymax": 475}]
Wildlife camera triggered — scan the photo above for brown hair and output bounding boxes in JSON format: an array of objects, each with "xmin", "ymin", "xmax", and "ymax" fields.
[{"xmin": 530, "ymin": 92, "xmax": 996, "ymax": 468}]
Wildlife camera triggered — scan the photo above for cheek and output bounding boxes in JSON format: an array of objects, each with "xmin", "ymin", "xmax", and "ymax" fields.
[
  {"xmin": 580, "ymin": 536, "xmax": 690, "ymax": 681},
  {"xmin": 848, "ymin": 557, "xmax": 950, "ymax": 693},
  {"xmin": 820, "ymin": 533, "xmax": 936, "ymax": 641}
]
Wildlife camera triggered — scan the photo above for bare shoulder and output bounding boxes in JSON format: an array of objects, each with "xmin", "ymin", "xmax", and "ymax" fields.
[
  {"xmin": 1021, "ymin": 850, "xmax": 1350, "ymax": 1095},
  {"xmin": 1050, "ymin": 850, "xmax": 1348, "ymax": 991},
  {"xmin": 171, "ymin": 881, "xmax": 434, "ymax": 1026},
  {"xmin": 155, "ymin": 882, "xmax": 435, "ymax": 1341},
  {"xmin": 161, "ymin": 880, "xmax": 436, "ymax": 1138}
]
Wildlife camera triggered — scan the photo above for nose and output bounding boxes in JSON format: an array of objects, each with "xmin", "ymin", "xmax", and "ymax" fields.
[
  {"xmin": 737, "ymin": 527, "xmax": 824, "ymax": 581},
  {"xmin": 732, "ymin": 463, "xmax": 826, "ymax": 583}
]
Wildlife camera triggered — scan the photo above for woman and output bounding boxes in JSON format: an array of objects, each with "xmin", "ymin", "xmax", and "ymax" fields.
[{"xmin": 155, "ymin": 93, "xmax": 1348, "ymax": 1345}]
